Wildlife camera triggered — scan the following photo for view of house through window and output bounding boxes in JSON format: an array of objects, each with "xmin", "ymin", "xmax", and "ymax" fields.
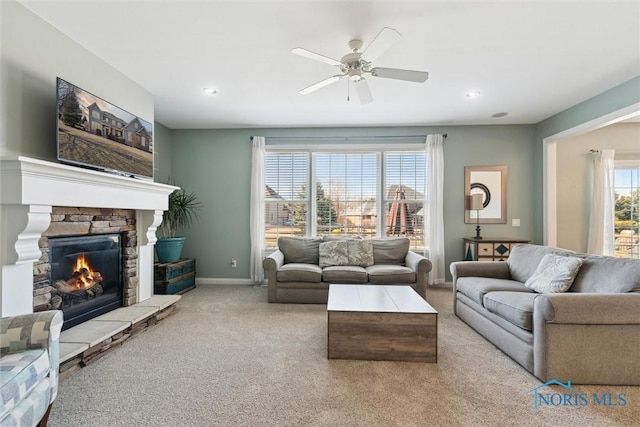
[
  {"xmin": 614, "ymin": 162, "xmax": 640, "ymax": 259},
  {"xmin": 264, "ymin": 148, "xmax": 426, "ymax": 252}
]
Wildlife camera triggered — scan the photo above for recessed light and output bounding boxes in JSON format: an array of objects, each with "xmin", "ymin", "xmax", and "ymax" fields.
[
  {"xmin": 203, "ymin": 88, "xmax": 218, "ymax": 95},
  {"xmin": 465, "ymin": 91, "xmax": 480, "ymax": 98},
  {"xmin": 491, "ymin": 112, "xmax": 509, "ymax": 118}
]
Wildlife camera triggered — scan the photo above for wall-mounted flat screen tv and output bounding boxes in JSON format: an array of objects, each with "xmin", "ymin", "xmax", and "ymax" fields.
[{"xmin": 56, "ymin": 77, "xmax": 153, "ymax": 179}]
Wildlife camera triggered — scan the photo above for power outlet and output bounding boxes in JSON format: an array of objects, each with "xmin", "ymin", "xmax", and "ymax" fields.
[
  {"xmin": 512, "ymin": 218, "xmax": 521, "ymax": 227},
  {"xmin": 231, "ymin": 257, "xmax": 237, "ymax": 268}
]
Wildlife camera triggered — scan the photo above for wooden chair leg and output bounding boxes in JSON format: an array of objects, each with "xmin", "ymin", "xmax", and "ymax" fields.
[{"xmin": 37, "ymin": 403, "xmax": 53, "ymax": 427}]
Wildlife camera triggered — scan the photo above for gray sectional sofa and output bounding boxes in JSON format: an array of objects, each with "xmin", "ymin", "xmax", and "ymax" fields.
[
  {"xmin": 450, "ymin": 244, "xmax": 640, "ymax": 385},
  {"xmin": 264, "ymin": 236, "xmax": 432, "ymax": 303}
]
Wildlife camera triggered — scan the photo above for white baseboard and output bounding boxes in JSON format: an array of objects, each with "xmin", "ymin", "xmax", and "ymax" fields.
[{"xmin": 195, "ymin": 278, "xmax": 264, "ymax": 286}]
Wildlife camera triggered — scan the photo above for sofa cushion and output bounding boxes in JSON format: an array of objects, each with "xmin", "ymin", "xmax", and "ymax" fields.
[
  {"xmin": 347, "ymin": 240, "xmax": 374, "ymax": 267},
  {"xmin": 570, "ymin": 255, "xmax": 640, "ymax": 293},
  {"xmin": 322, "ymin": 266, "xmax": 368, "ymax": 283},
  {"xmin": 507, "ymin": 244, "xmax": 575, "ymax": 283},
  {"xmin": 366, "ymin": 265, "xmax": 415, "ymax": 284},
  {"xmin": 483, "ymin": 292, "xmax": 538, "ymax": 331},
  {"xmin": 456, "ymin": 277, "xmax": 532, "ymax": 306},
  {"xmin": 0, "ymin": 349, "xmax": 50, "ymax": 419},
  {"xmin": 371, "ymin": 237, "xmax": 410, "ymax": 265},
  {"xmin": 278, "ymin": 237, "xmax": 322, "ymax": 264},
  {"xmin": 277, "ymin": 263, "xmax": 322, "ymax": 282},
  {"xmin": 524, "ymin": 253, "xmax": 584, "ymax": 293},
  {"xmin": 319, "ymin": 241, "xmax": 349, "ymax": 267}
]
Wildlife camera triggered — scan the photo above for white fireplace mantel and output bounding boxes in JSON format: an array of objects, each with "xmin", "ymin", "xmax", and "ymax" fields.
[{"xmin": 0, "ymin": 156, "xmax": 178, "ymax": 317}]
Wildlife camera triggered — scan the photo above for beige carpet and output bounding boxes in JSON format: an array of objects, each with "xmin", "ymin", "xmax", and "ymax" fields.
[{"xmin": 49, "ymin": 285, "xmax": 639, "ymax": 427}]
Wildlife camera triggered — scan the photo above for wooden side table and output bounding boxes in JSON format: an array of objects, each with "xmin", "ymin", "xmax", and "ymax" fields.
[{"xmin": 463, "ymin": 238, "xmax": 530, "ymax": 261}]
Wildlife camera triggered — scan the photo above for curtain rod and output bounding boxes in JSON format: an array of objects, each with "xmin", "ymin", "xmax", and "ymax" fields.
[
  {"xmin": 251, "ymin": 134, "xmax": 447, "ymax": 141},
  {"xmin": 590, "ymin": 149, "xmax": 640, "ymax": 154}
]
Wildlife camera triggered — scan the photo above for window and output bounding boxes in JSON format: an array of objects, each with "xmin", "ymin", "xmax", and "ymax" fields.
[
  {"xmin": 264, "ymin": 152, "xmax": 309, "ymax": 249},
  {"xmin": 314, "ymin": 153, "xmax": 379, "ymax": 237},
  {"xmin": 264, "ymin": 147, "xmax": 425, "ymax": 252},
  {"xmin": 614, "ymin": 161, "xmax": 640, "ymax": 259}
]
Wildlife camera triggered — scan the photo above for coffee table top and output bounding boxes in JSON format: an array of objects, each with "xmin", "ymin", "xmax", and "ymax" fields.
[{"xmin": 327, "ymin": 284, "xmax": 437, "ymax": 314}]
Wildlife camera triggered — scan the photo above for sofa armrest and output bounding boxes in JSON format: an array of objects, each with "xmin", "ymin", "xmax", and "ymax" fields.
[
  {"xmin": 405, "ymin": 251, "xmax": 432, "ymax": 299},
  {"xmin": 450, "ymin": 261, "xmax": 512, "ymax": 315},
  {"xmin": 533, "ymin": 293, "xmax": 640, "ymax": 384},
  {"xmin": 1, "ymin": 310, "xmax": 64, "ymax": 401},
  {"xmin": 450, "ymin": 261, "xmax": 511, "ymax": 283},
  {"xmin": 534, "ymin": 292, "xmax": 640, "ymax": 324},
  {"xmin": 263, "ymin": 250, "xmax": 285, "ymax": 302}
]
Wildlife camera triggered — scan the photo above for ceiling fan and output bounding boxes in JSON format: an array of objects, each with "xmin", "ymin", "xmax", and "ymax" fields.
[{"xmin": 292, "ymin": 27, "xmax": 429, "ymax": 104}]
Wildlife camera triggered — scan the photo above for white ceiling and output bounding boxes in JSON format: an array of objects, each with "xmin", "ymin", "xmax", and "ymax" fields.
[{"xmin": 18, "ymin": 1, "xmax": 640, "ymax": 129}]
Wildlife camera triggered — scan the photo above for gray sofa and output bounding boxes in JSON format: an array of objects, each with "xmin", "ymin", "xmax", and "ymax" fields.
[
  {"xmin": 264, "ymin": 236, "xmax": 432, "ymax": 303},
  {"xmin": 450, "ymin": 244, "xmax": 640, "ymax": 385}
]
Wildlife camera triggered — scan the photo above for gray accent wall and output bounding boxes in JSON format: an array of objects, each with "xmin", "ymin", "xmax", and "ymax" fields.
[
  {"xmin": 169, "ymin": 126, "xmax": 536, "ymax": 281},
  {"xmin": 0, "ymin": 0, "xmax": 154, "ymax": 159},
  {"xmin": 153, "ymin": 122, "xmax": 173, "ymax": 184}
]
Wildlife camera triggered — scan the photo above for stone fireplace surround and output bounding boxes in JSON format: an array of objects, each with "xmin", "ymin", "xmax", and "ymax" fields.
[{"xmin": 0, "ymin": 156, "xmax": 177, "ymax": 318}]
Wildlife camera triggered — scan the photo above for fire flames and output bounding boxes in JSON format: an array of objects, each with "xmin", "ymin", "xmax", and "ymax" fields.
[
  {"xmin": 72, "ymin": 254, "xmax": 95, "ymax": 289},
  {"xmin": 56, "ymin": 254, "xmax": 104, "ymax": 292},
  {"xmin": 54, "ymin": 253, "xmax": 105, "ymax": 298}
]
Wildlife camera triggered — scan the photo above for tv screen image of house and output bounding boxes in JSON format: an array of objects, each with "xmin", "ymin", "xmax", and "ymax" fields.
[{"xmin": 56, "ymin": 77, "xmax": 153, "ymax": 179}]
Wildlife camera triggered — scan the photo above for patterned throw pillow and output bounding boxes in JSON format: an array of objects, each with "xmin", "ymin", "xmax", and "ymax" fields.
[
  {"xmin": 319, "ymin": 241, "xmax": 349, "ymax": 267},
  {"xmin": 524, "ymin": 253, "xmax": 584, "ymax": 293},
  {"xmin": 347, "ymin": 240, "xmax": 374, "ymax": 267}
]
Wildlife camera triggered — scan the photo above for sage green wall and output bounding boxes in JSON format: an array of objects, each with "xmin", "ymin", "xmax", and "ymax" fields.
[
  {"xmin": 169, "ymin": 125, "xmax": 536, "ymax": 281},
  {"xmin": 556, "ymin": 123, "xmax": 640, "ymax": 252}
]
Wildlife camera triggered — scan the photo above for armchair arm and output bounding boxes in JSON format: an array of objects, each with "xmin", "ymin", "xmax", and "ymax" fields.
[
  {"xmin": 263, "ymin": 250, "xmax": 285, "ymax": 303},
  {"xmin": 405, "ymin": 251, "xmax": 432, "ymax": 299},
  {"xmin": 533, "ymin": 293, "xmax": 640, "ymax": 384},
  {"xmin": 1, "ymin": 310, "xmax": 64, "ymax": 401}
]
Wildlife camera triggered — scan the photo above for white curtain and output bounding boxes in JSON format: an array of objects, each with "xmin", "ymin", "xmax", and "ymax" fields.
[
  {"xmin": 587, "ymin": 149, "xmax": 615, "ymax": 256},
  {"xmin": 425, "ymin": 134, "xmax": 445, "ymax": 285},
  {"xmin": 250, "ymin": 136, "xmax": 266, "ymax": 283}
]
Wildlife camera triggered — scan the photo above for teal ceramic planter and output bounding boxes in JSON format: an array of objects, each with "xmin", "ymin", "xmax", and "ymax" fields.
[{"xmin": 155, "ymin": 237, "xmax": 186, "ymax": 263}]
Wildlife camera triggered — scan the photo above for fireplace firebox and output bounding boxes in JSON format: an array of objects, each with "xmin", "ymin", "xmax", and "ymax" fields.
[{"xmin": 49, "ymin": 234, "xmax": 124, "ymax": 330}]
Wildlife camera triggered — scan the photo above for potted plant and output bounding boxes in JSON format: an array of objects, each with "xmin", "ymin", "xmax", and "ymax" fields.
[{"xmin": 155, "ymin": 186, "xmax": 201, "ymax": 263}]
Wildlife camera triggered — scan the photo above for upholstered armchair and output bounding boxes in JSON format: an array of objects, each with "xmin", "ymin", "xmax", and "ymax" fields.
[{"xmin": 0, "ymin": 311, "xmax": 63, "ymax": 427}]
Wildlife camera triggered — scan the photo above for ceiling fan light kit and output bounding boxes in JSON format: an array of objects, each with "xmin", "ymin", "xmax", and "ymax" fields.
[{"xmin": 292, "ymin": 27, "xmax": 429, "ymax": 104}]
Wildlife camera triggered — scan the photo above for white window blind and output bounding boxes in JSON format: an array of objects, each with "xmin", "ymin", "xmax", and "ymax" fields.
[
  {"xmin": 264, "ymin": 152, "xmax": 309, "ymax": 249},
  {"xmin": 263, "ymin": 147, "xmax": 426, "ymax": 251},
  {"xmin": 384, "ymin": 152, "xmax": 426, "ymax": 250},
  {"xmin": 314, "ymin": 152, "xmax": 379, "ymax": 237}
]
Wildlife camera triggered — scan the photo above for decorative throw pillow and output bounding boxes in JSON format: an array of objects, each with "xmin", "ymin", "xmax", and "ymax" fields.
[
  {"xmin": 347, "ymin": 240, "xmax": 374, "ymax": 267},
  {"xmin": 524, "ymin": 253, "xmax": 584, "ymax": 293},
  {"xmin": 319, "ymin": 241, "xmax": 349, "ymax": 267}
]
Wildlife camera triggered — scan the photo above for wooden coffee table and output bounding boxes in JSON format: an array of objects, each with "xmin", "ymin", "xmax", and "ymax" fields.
[{"xmin": 327, "ymin": 284, "xmax": 437, "ymax": 363}]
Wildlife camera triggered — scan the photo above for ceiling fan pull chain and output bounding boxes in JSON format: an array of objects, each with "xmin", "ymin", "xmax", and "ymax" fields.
[{"xmin": 347, "ymin": 79, "xmax": 350, "ymax": 102}]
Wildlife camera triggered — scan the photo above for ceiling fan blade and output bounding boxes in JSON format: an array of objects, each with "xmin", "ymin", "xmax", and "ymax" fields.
[
  {"xmin": 370, "ymin": 67, "xmax": 429, "ymax": 83},
  {"xmin": 353, "ymin": 78, "xmax": 373, "ymax": 104},
  {"xmin": 361, "ymin": 27, "xmax": 401, "ymax": 61},
  {"xmin": 292, "ymin": 47, "xmax": 342, "ymax": 66},
  {"xmin": 299, "ymin": 75, "xmax": 343, "ymax": 95}
]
